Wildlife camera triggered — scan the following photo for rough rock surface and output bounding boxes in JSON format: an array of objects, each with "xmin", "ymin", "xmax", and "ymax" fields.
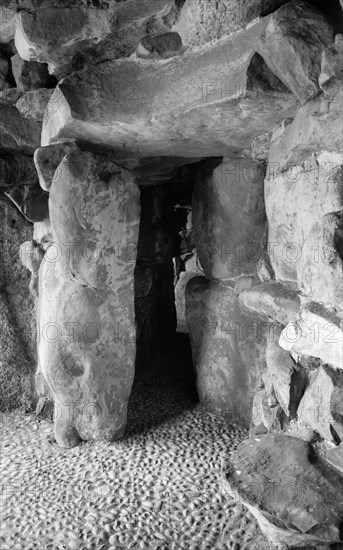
[
  {"xmin": 0, "ymin": 154, "xmax": 38, "ymax": 187},
  {"xmin": 280, "ymin": 302, "xmax": 343, "ymax": 371},
  {"xmin": 297, "ymin": 365, "xmax": 343, "ymax": 443},
  {"xmin": 11, "ymin": 53, "xmax": 51, "ymax": 91},
  {"xmin": 38, "ymin": 150, "xmax": 140, "ymax": 447},
  {"xmin": 175, "ymin": 0, "xmax": 289, "ymax": 46},
  {"xmin": 265, "ymin": 152, "xmax": 343, "ymax": 307},
  {"xmin": 227, "ymin": 433, "xmax": 343, "ymax": 547},
  {"xmin": 16, "ymin": 88, "xmax": 54, "ymax": 121},
  {"xmin": 238, "ymin": 281, "xmax": 301, "ymax": 325},
  {"xmin": 14, "ymin": 0, "xmax": 178, "ymax": 76},
  {"xmin": 256, "ymin": 0, "xmax": 334, "ymax": 104},
  {"xmin": 186, "ymin": 277, "xmax": 267, "ymax": 425},
  {"xmin": 193, "ymin": 158, "xmax": 266, "ymax": 280},
  {"xmin": 41, "ymin": 15, "xmax": 297, "ymax": 162},
  {"xmin": 0, "ymin": 198, "xmax": 36, "ymax": 411},
  {"xmin": 0, "ymin": 105, "xmax": 41, "ymax": 154},
  {"xmin": 319, "ymin": 34, "xmax": 343, "ymax": 92},
  {"xmin": 265, "ymin": 327, "xmax": 308, "ymax": 418},
  {"xmin": 268, "ymin": 95, "xmax": 343, "ymax": 172}
]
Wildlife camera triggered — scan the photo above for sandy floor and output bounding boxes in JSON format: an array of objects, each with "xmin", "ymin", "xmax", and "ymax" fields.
[{"xmin": 0, "ymin": 352, "xmax": 274, "ymax": 550}]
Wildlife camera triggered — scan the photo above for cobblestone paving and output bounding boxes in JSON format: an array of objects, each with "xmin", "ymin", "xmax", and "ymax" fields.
[{"xmin": 0, "ymin": 356, "xmax": 274, "ymax": 550}]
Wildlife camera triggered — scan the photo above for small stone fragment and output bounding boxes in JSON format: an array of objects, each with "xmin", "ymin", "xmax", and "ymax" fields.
[{"xmin": 16, "ymin": 88, "xmax": 54, "ymax": 121}]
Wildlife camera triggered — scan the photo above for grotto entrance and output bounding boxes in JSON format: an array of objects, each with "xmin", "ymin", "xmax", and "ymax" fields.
[{"xmin": 131, "ymin": 171, "xmax": 200, "ymax": 431}]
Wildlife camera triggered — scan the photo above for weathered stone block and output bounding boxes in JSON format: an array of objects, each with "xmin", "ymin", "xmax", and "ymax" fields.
[
  {"xmin": 227, "ymin": 434, "xmax": 343, "ymax": 547},
  {"xmin": 256, "ymin": 0, "xmax": 334, "ymax": 104},
  {"xmin": 41, "ymin": 16, "xmax": 298, "ymax": 161},
  {"xmin": 297, "ymin": 365, "xmax": 343, "ymax": 443},
  {"xmin": 38, "ymin": 150, "xmax": 140, "ymax": 446},
  {"xmin": 185, "ymin": 277, "xmax": 268, "ymax": 425},
  {"xmin": 238, "ymin": 281, "xmax": 301, "ymax": 325},
  {"xmin": 193, "ymin": 158, "xmax": 266, "ymax": 280},
  {"xmin": 265, "ymin": 153, "xmax": 343, "ymax": 307},
  {"xmin": 280, "ymin": 302, "xmax": 343, "ymax": 371}
]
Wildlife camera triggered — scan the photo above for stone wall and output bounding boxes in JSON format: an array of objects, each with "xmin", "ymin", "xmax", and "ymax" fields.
[{"xmin": 0, "ymin": 0, "xmax": 343, "ymax": 546}]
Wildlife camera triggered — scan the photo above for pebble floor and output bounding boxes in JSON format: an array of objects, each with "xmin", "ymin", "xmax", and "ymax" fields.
[{"xmin": 0, "ymin": 351, "xmax": 274, "ymax": 550}]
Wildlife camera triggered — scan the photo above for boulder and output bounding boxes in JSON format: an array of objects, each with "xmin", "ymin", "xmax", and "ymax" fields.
[
  {"xmin": 11, "ymin": 54, "xmax": 51, "ymax": 91},
  {"xmin": 41, "ymin": 15, "xmax": 298, "ymax": 161},
  {"xmin": 279, "ymin": 302, "xmax": 343, "ymax": 371},
  {"xmin": 185, "ymin": 277, "xmax": 268, "ymax": 425},
  {"xmin": 297, "ymin": 365, "xmax": 343, "ymax": 443},
  {"xmin": 192, "ymin": 158, "xmax": 266, "ymax": 280},
  {"xmin": 265, "ymin": 327, "xmax": 308, "ymax": 418},
  {"xmin": 319, "ymin": 34, "xmax": 343, "ymax": 93},
  {"xmin": 136, "ymin": 32, "xmax": 182, "ymax": 59},
  {"xmin": 14, "ymin": 0, "xmax": 178, "ymax": 76},
  {"xmin": 16, "ymin": 88, "xmax": 54, "ymax": 121},
  {"xmin": 175, "ymin": 0, "xmax": 289, "ymax": 46},
  {"xmin": 265, "ymin": 152, "xmax": 343, "ymax": 307},
  {"xmin": 34, "ymin": 143, "xmax": 78, "ymax": 191},
  {"xmin": 256, "ymin": 0, "xmax": 334, "ymax": 104},
  {"xmin": 238, "ymin": 281, "xmax": 301, "ymax": 325},
  {"xmin": 5, "ymin": 184, "xmax": 49, "ymax": 223},
  {"xmin": 37, "ymin": 150, "xmax": 140, "ymax": 447},
  {"xmin": 226, "ymin": 434, "xmax": 343, "ymax": 547},
  {"xmin": 14, "ymin": 3, "xmax": 114, "ymax": 76},
  {"xmin": 0, "ymin": 105, "xmax": 41, "ymax": 154},
  {"xmin": 268, "ymin": 95, "xmax": 343, "ymax": 172}
]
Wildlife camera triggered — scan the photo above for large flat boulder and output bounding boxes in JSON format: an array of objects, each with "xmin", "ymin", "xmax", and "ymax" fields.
[
  {"xmin": 238, "ymin": 281, "xmax": 301, "ymax": 325},
  {"xmin": 38, "ymin": 150, "xmax": 140, "ymax": 447},
  {"xmin": 185, "ymin": 277, "xmax": 268, "ymax": 425},
  {"xmin": 0, "ymin": 105, "xmax": 41, "ymax": 154},
  {"xmin": 41, "ymin": 15, "xmax": 297, "ymax": 162},
  {"xmin": 192, "ymin": 158, "xmax": 266, "ymax": 280},
  {"xmin": 256, "ymin": 0, "xmax": 334, "ymax": 104},
  {"xmin": 226, "ymin": 434, "xmax": 343, "ymax": 547},
  {"xmin": 279, "ymin": 302, "xmax": 343, "ymax": 371},
  {"xmin": 175, "ymin": 0, "xmax": 288, "ymax": 46},
  {"xmin": 265, "ymin": 152, "xmax": 343, "ymax": 307}
]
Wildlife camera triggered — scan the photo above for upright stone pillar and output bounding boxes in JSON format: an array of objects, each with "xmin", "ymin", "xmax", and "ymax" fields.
[{"xmin": 37, "ymin": 150, "xmax": 140, "ymax": 447}]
